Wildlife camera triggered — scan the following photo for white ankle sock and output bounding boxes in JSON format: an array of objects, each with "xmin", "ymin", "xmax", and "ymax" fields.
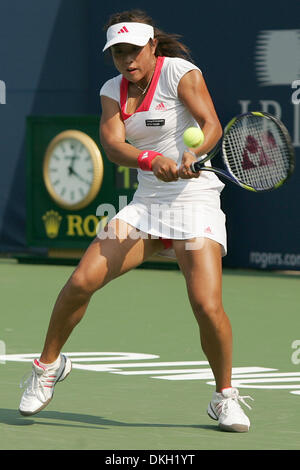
[{"xmin": 38, "ymin": 355, "xmax": 61, "ymax": 369}]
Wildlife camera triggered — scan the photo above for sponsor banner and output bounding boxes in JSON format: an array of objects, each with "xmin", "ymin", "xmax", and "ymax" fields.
[
  {"xmin": 221, "ymin": 27, "xmax": 300, "ymax": 271},
  {"xmin": 249, "ymin": 251, "xmax": 300, "ymax": 269}
]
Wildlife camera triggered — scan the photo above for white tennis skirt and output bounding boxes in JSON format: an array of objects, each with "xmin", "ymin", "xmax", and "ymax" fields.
[{"xmin": 112, "ymin": 189, "xmax": 227, "ymax": 259}]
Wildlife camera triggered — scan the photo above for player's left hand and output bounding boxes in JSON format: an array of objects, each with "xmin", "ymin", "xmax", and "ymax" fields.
[{"xmin": 178, "ymin": 151, "xmax": 201, "ymax": 179}]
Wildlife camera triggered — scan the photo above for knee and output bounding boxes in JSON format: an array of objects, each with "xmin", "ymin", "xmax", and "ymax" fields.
[
  {"xmin": 192, "ymin": 298, "xmax": 225, "ymax": 325},
  {"xmin": 67, "ymin": 267, "xmax": 102, "ymax": 297}
]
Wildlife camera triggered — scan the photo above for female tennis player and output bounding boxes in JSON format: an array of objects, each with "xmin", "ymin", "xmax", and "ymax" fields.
[{"xmin": 19, "ymin": 9, "xmax": 253, "ymax": 432}]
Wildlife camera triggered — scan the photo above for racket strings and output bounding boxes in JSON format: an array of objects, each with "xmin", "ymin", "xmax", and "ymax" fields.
[{"xmin": 223, "ymin": 115, "xmax": 292, "ymax": 190}]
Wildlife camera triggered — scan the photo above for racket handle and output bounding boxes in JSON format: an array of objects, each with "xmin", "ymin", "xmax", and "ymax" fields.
[{"xmin": 190, "ymin": 161, "xmax": 203, "ymax": 173}]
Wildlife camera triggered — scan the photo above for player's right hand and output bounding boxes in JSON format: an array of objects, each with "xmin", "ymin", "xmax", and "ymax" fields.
[
  {"xmin": 151, "ymin": 155, "xmax": 179, "ymax": 182},
  {"xmin": 178, "ymin": 151, "xmax": 201, "ymax": 179}
]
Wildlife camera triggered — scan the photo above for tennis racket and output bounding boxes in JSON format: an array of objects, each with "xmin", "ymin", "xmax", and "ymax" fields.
[{"xmin": 189, "ymin": 111, "xmax": 295, "ymax": 192}]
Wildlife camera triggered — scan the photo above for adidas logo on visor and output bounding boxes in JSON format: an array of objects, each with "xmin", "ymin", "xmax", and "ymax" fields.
[
  {"xmin": 118, "ymin": 26, "xmax": 129, "ymax": 34},
  {"xmin": 103, "ymin": 22, "xmax": 154, "ymax": 52}
]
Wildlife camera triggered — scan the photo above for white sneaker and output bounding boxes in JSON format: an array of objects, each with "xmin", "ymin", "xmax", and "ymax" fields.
[
  {"xmin": 207, "ymin": 387, "xmax": 253, "ymax": 432},
  {"xmin": 19, "ymin": 354, "xmax": 72, "ymax": 416}
]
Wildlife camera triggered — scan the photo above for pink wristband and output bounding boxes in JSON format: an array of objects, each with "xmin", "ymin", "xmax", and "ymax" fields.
[{"xmin": 138, "ymin": 151, "xmax": 162, "ymax": 171}]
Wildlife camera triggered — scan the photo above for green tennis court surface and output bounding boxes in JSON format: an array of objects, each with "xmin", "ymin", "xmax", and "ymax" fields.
[{"xmin": 1, "ymin": 259, "xmax": 299, "ymax": 450}]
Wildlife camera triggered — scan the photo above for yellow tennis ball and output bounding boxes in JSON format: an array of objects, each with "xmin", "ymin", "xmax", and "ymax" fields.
[{"xmin": 183, "ymin": 127, "xmax": 205, "ymax": 148}]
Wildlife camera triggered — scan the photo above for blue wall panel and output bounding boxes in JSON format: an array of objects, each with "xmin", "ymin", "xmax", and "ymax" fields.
[
  {"xmin": 0, "ymin": 0, "xmax": 299, "ymax": 269},
  {"xmin": 0, "ymin": 0, "xmax": 90, "ymax": 251}
]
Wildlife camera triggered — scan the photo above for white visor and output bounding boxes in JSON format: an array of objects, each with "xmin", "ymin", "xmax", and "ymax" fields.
[{"xmin": 103, "ymin": 22, "xmax": 154, "ymax": 52}]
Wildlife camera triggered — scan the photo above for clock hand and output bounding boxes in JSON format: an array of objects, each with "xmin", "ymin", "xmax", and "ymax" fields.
[
  {"xmin": 66, "ymin": 152, "xmax": 91, "ymax": 184},
  {"xmin": 67, "ymin": 155, "xmax": 81, "ymax": 175},
  {"xmin": 66, "ymin": 155, "xmax": 79, "ymax": 171},
  {"xmin": 71, "ymin": 169, "xmax": 91, "ymax": 185}
]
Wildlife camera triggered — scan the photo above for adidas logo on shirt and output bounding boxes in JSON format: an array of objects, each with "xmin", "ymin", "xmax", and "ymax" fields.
[{"xmin": 155, "ymin": 102, "xmax": 167, "ymax": 111}]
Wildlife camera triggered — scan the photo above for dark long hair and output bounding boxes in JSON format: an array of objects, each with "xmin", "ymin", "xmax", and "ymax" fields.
[{"xmin": 103, "ymin": 9, "xmax": 193, "ymax": 61}]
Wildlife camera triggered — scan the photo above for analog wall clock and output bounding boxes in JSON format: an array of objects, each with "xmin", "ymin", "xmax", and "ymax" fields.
[{"xmin": 43, "ymin": 130, "xmax": 104, "ymax": 210}]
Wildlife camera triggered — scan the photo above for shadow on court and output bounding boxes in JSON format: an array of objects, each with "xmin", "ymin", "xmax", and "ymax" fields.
[{"xmin": 0, "ymin": 408, "xmax": 219, "ymax": 432}]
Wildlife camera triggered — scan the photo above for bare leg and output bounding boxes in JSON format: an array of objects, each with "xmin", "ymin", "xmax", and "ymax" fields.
[
  {"xmin": 173, "ymin": 238, "xmax": 232, "ymax": 392},
  {"xmin": 40, "ymin": 220, "xmax": 163, "ymax": 363}
]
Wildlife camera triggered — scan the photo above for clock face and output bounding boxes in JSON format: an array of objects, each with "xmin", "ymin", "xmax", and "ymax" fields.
[{"xmin": 43, "ymin": 131, "xmax": 103, "ymax": 210}]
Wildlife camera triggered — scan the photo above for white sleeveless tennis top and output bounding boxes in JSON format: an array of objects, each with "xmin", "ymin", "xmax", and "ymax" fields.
[{"xmin": 100, "ymin": 56, "xmax": 224, "ymax": 200}]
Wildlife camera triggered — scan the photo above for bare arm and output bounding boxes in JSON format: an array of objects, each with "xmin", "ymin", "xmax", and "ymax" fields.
[
  {"xmin": 177, "ymin": 70, "xmax": 223, "ymax": 178},
  {"xmin": 100, "ymin": 95, "xmax": 140, "ymax": 168},
  {"xmin": 178, "ymin": 69, "xmax": 223, "ymax": 155}
]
